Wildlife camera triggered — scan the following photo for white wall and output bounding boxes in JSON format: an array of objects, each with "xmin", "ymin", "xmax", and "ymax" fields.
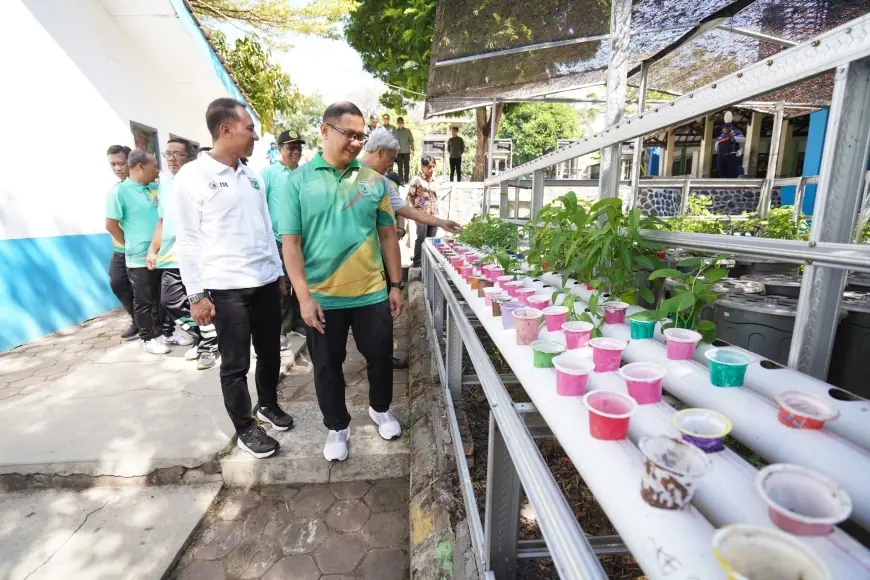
[{"xmin": 0, "ymin": 0, "xmax": 215, "ymax": 241}]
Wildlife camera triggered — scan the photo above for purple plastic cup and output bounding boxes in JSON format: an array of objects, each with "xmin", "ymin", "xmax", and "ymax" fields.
[
  {"xmin": 500, "ymin": 301, "xmax": 525, "ymax": 330},
  {"xmin": 663, "ymin": 328, "xmax": 702, "ymax": 361},
  {"xmin": 542, "ymin": 306, "xmax": 569, "ymax": 332},
  {"xmin": 562, "ymin": 321, "xmax": 593, "ymax": 349},
  {"xmin": 552, "ymin": 355, "xmax": 595, "ymax": 396},
  {"xmin": 589, "ymin": 338, "xmax": 627, "ymax": 372},
  {"xmin": 672, "ymin": 408, "xmax": 732, "ymax": 453}
]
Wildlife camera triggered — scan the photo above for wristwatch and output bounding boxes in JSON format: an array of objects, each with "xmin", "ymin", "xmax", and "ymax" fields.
[
  {"xmin": 390, "ymin": 281, "xmax": 405, "ymax": 290},
  {"xmin": 188, "ymin": 292, "xmax": 209, "ymax": 304}
]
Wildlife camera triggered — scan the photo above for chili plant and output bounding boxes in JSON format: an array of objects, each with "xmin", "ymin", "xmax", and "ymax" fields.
[
  {"xmin": 457, "ymin": 214, "xmax": 518, "ymax": 250},
  {"xmin": 526, "ymin": 192, "xmax": 593, "ymax": 274}
]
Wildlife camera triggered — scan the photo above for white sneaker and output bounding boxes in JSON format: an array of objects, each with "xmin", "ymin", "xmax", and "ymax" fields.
[
  {"xmin": 323, "ymin": 428, "xmax": 350, "ymax": 462},
  {"xmin": 161, "ymin": 333, "xmax": 193, "ymax": 346},
  {"xmin": 369, "ymin": 408, "xmax": 402, "ymax": 440},
  {"xmin": 143, "ymin": 339, "xmax": 170, "ymax": 355},
  {"xmin": 184, "ymin": 346, "xmax": 199, "ymax": 360},
  {"xmin": 279, "ymin": 335, "xmax": 290, "ymax": 351}
]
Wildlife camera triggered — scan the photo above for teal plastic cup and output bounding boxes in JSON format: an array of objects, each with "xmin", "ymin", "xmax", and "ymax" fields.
[
  {"xmin": 628, "ymin": 319, "xmax": 657, "ymax": 340},
  {"xmin": 705, "ymin": 348, "xmax": 752, "ymax": 387}
]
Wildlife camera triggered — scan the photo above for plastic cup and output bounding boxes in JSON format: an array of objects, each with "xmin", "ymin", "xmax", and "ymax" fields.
[
  {"xmin": 503, "ymin": 281, "xmax": 524, "ymax": 297},
  {"xmin": 663, "ymin": 328, "xmax": 702, "ymax": 360},
  {"xmin": 755, "ymin": 464, "xmax": 852, "ymax": 536},
  {"xmin": 531, "ymin": 340, "xmax": 565, "ymax": 368},
  {"xmin": 639, "ymin": 436, "xmax": 709, "ymax": 510},
  {"xmin": 775, "ymin": 391, "xmax": 839, "ymax": 430},
  {"xmin": 500, "ymin": 301, "xmax": 525, "ymax": 330},
  {"xmin": 527, "ymin": 295, "xmax": 551, "ymax": 309},
  {"xmin": 583, "ymin": 391, "xmax": 636, "ymax": 440},
  {"xmin": 476, "ymin": 278, "xmax": 494, "ymax": 298},
  {"xmin": 451, "ymin": 257, "xmax": 465, "ymax": 272},
  {"xmin": 483, "ymin": 287, "xmax": 503, "ymax": 307},
  {"xmin": 602, "ymin": 301, "xmax": 630, "ymax": 324},
  {"xmin": 496, "ymin": 275, "xmax": 514, "ymax": 288},
  {"xmin": 672, "ymin": 408, "xmax": 732, "ymax": 453},
  {"xmin": 712, "ymin": 524, "xmax": 831, "ymax": 580},
  {"xmin": 491, "ymin": 295, "xmax": 514, "ymax": 317},
  {"xmin": 705, "ymin": 348, "xmax": 752, "ymax": 387},
  {"xmin": 620, "ymin": 362, "xmax": 666, "ymax": 405},
  {"xmin": 628, "ymin": 318, "xmax": 657, "ymax": 340},
  {"xmin": 542, "ymin": 306, "xmax": 569, "ymax": 332},
  {"xmin": 552, "ymin": 355, "xmax": 594, "ymax": 396},
  {"xmin": 516, "ymin": 287, "xmax": 537, "ymax": 305},
  {"xmin": 432, "ymin": 238, "xmax": 442, "ymax": 245},
  {"xmin": 488, "ymin": 267, "xmax": 504, "ymax": 281},
  {"xmin": 562, "ymin": 321, "xmax": 593, "ymax": 349},
  {"xmin": 513, "ymin": 308, "xmax": 543, "ymax": 346},
  {"xmin": 588, "ymin": 337, "xmax": 627, "ymax": 372},
  {"xmin": 460, "ymin": 265, "xmax": 473, "ymax": 280}
]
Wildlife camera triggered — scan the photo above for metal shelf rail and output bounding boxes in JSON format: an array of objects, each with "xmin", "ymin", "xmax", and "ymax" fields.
[{"xmin": 479, "ymin": 14, "xmax": 870, "ymax": 382}]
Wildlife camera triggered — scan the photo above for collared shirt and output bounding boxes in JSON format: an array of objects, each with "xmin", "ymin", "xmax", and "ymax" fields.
[
  {"xmin": 447, "ymin": 136, "xmax": 465, "ymax": 158},
  {"xmin": 174, "ymin": 154, "xmax": 282, "ymax": 295},
  {"xmin": 106, "ymin": 177, "xmax": 159, "ymax": 267},
  {"xmin": 156, "ymin": 173, "xmax": 178, "ymax": 269},
  {"xmin": 359, "ymin": 160, "xmax": 404, "ymax": 212},
  {"xmin": 382, "ymin": 124, "xmax": 396, "ymax": 135},
  {"xmin": 277, "ymin": 152, "xmax": 396, "ymax": 310},
  {"xmin": 261, "ymin": 162, "xmax": 299, "ymax": 242},
  {"xmin": 105, "ymin": 183, "xmax": 125, "ymax": 253},
  {"xmin": 407, "ymin": 174, "xmax": 438, "ymax": 216},
  {"xmin": 394, "ymin": 127, "xmax": 414, "ymax": 154}
]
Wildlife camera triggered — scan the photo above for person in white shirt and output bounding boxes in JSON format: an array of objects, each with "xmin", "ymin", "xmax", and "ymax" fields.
[{"xmin": 174, "ymin": 98, "xmax": 294, "ymax": 459}]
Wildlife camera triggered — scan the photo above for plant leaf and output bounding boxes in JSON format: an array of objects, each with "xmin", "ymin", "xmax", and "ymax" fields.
[
  {"xmin": 698, "ymin": 320, "xmax": 717, "ymax": 343},
  {"xmin": 634, "ymin": 255, "xmax": 655, "ymax": 271},
  {"xmin": 678, "ymin": 257, "xmax": 704, "ymax": 268},
  {"xmin": 649, "ymin": 268, "xmax": 683, "ymax": 280},
  {"xmin": 639, "ymin": 286, "xmax": 655, "ymax": 303},
  {"xmin": 703, "ymin": 267, "xmax": 729, "ymax": 284},
  {"xmin": 628, "ymin": 310, "xmax": 660, "ymax": 322}
]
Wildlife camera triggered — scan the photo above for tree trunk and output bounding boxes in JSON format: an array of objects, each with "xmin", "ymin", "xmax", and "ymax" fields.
[{"xmin": 472, "ymin": 103, "xmax": 505, "ymax": 181}]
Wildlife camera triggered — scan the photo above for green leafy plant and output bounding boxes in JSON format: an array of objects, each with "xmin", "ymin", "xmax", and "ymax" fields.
[
  {"xmin": 734, "ymin": 205, "xmax": 810, "ymax": 240},
  {"xmin": 457, "ymin": 215, "xmax": 518, "ymax": 250},
  {"xmin": 526, "ymin": 192, "xmax": 594, "ymax": 274},
  {"xmin": 667, "ymin": 195, "xmax": 726, "ymax": 235},
  {"xmin": 475, "ymin": 249, "xmax": 521, "ymax": 276}
]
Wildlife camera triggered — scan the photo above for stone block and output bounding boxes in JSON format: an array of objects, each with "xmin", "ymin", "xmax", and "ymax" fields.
[
  {"xmin": 314, "ymin": 535, "xmax": 367, "ymax": 574},
  {"xmin": 325, "ymin": 499, "xmax": 371, "ymax": 532}
]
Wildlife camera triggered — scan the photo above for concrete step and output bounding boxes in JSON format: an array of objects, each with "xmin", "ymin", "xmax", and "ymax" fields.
[
  {"xmin": 0, "ymin": 483, "xmax": 221, "ymax": 580},
  {"xmin": 220, "ymin": 401, "xmax": 410, "ymax": 486}
]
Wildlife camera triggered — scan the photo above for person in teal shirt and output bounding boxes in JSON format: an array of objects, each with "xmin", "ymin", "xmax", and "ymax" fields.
[
  {"xmin": 262, "ymin": 130, "xmax": 306, "ymax": 346},
  {"xmin": 105, "ymin": 150, "xmax": 165, "ymax": 354},
  {"xmin": 105, "ymin": 144, "xmax": 138, "ymax": 340}
]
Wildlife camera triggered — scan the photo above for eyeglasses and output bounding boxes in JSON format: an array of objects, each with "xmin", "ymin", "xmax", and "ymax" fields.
[
  {"xmin": 162, "ymin": 151, "xmax": 189, "ymax": 160},
  {"xmin": 325, "ymin": 123, "xmax": 367, "ymax": 143}
]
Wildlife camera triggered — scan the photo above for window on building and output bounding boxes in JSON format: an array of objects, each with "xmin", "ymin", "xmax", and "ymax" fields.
[{"xmin": 130, "ymin": 122, "xmax": 161, "ymax": 168}]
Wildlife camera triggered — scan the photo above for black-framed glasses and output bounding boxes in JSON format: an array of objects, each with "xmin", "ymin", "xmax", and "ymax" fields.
[
  {"xmin": 162, "ymin": 151, "xmax": 189, "ymax": 160},
  {"xmin": 325, "ymin": 123, "xmax": 368, "ymax": 143}
]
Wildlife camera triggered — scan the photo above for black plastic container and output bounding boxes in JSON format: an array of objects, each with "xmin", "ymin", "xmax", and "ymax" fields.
[
  {"xmin": 827, "ymin": 292, "xmax": 870, "ymax": 399},
  {"xmin": 741, "ymin": 273, "xmax": 803, "ymax": 299},
  {"xmin": 729, "ymin": 258, "xmax": 800, "ymax": 278}
]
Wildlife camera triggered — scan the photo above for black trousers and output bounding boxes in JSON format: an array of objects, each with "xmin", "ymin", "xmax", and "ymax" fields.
[
  {"xmin": 160, "ymin": 269, "xmax": 218, "ymax": 354},
  {"xmin": 127, "ymin": 267, "xmax": 161, "ymax": 341},
  {"xmin": 306, "ymin": 300, "xmax": 393, "ymax": 431},
  {"xmin": 396, "ymin": 153, "xmax": 411, "ymax": 184},
  {"xmin": 109, "ymin": 251, "xmax": 135, "ymax": 323},
  {"xmin": 276, "ymin": 241, "xmax": 302, "ymax": 335},
  {"xmin": 210, "ymin": 280, "xmax": 281, "ymax": 433},
  {"xmin": 413, "ymin": 223, "xmax": 438, "ymax": 267},
  {"xmin": 449, "ymin": 158, "xmax": 462, "ymax": 182}
]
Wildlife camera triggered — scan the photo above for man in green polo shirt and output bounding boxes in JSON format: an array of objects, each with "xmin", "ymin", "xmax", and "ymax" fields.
[
  {"xmin": 280, "ymin": 101, "xmax": 405, "ymax": 463},
  {"xmin": 105, "ymin": 145, "xmax": 138, "ymax": 340},
  {"xmin": 106, "ymin": 150, "xmax": 166, "ymax": 354},
  {"xmin": 262, "ymin": 130, "xmax": 306, "ymax": 347}
]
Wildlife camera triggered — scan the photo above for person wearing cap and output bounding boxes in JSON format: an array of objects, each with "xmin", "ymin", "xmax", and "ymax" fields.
[
  {"xmin": 365, "ymin": 114, "xmax": 379, "ymax": 136},
  {"xmin": 408, "ymin": 155, "xmax": 440, "ymax": 267},
  {"xmin": 716, "ymin": 111, "xmax": 745, "ymax": 179},
  {"xmin": 394, "ymin": 117, "xmax": 414, "ymax": 185},
  {"xmin": 262, "ymin": 130, "xmax": 307, "ymax": 347}
]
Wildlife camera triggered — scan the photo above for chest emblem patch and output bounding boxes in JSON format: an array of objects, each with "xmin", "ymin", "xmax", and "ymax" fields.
[
  {"xmin": 358, "ymin": 182, "xmax": 373, "ymax": 197},
  {"xmin": 249, "ymin": 178, "xmax": 261, "ymax": 190}
]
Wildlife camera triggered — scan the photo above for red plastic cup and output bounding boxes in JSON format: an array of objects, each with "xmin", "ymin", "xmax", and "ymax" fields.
[
  {"xmin": 775, "ymin": 391, "xmax": 839, "ymax": 430},
  {"xmin": 602, "ymin": 301, "xmax": 630, "ymax": 324},
  {"xmin": 542, "ymin": 306, "xmax": 569, "ymax": 332},
  {"xmin": 527, "ymin": 295, "xmax": 551, "ymax": 309},
  {"xmin": 516, "ymin": 287, "xmax": 536, "ymax": 305},
  {"xmin": 496, "ymin": 275, "xmax": 514, "ymax": 289},
  {"xmin": 504, "ymin": 281, "xmax": 524, "ymax": 298},
  {"xmin": 553, "ymin": 355, "xmax": 594, "ymax": 396},
  {"xmin": 663, "ymin": 328, "xmax": 702, "ymax": 360},
  {"xmin": 620, "ymin": 362, "xmax": 666, "ymax": 405},
  {"xmin": 584, "ymin": 391, "xmax": 637, "ymax": 440},
  {"xmin": 589, "ymin": 338, "xmax": 627, "ymax": 372},
  {"xmin": 562, "ymin": 321, "xmax": 593, "ymax": 349}
]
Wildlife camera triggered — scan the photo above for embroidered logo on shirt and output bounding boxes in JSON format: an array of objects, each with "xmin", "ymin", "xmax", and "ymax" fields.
[
  {"xmin": 249, "ymin": 178, "xmax": 261, "ymax": 190},
  {"xmin": 208, "ymin": 181, "xmax": 218, "ymax": 191},
  {"xmin": 358, "ymin": 182, "xmax": 373, "ymax": 197}
]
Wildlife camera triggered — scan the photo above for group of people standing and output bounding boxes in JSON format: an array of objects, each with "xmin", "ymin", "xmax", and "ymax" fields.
[{"xmin": 103, "ymin": 98, "xmax": 461, "ymax": 463}]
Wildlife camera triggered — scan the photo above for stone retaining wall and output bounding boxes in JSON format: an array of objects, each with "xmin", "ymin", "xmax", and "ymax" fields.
[{"xmin": 636, "ymin": 186, "xmax": 783, "ymax": 217}]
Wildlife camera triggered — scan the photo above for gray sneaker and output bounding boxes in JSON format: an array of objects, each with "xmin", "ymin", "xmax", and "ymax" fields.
[
  {"xmin": 197, "ymin": 352, "xmax": 219, "ymax": 370},
  {"xmin": 279, "ymin": 335, "xmax": 290, "ymax": 351}
]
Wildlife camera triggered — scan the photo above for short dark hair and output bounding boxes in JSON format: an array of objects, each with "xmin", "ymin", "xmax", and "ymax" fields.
[
  {"xmin": 106, "ymin": 145, "xmax": 131, "ymax": 158},
  {"xmin": 167, "ymin": 137, "xmax": 196, "ymax": 159},
  {"xmin": 206, "ymin": 98, "xmax": 246, "ymax": 139},
  {"xmin": 397, "ymin": 117, "xmax": 405, "ymax": 123},
  {"xmin": 323, "ymin": 101, "xmax": 364, "ymax": 124},
  {"xmin": 197, "ymin": 146, "xmax": 212, "ymax": 155},
  {"xmin": 128, "ymin": 149, "xmax": 155, "ymax": 168}
]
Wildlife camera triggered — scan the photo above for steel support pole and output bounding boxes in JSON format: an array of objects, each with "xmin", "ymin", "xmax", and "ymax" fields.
[
  {"xmin": 446, "ymin": 310, "xmax": 463, "ymax": 401},
  {"xmin": 599, "ymin": 0, "xmax": 631, "ymax": 200},
  {"xmin": 499, "ymin": 181, "xmax": 510, "ymax": 219},
  {"xmin": 758, "ymin": 102, "xmax": 785, "ymax": 217},
  {"xmin": 629, "ymin": 61, "xmax": 649, "ymax": 210},
  {"xmin": 531, "ymin": 169, "xmax": 545, "ymax": 220},
  {"xmin": 484, "ymin": 412, "xmax": 521, "ymax": 579},
  {"xmin": 792, "ymin": 177, "xmax": 807, "ymax": 222},
  {"xmin": 788, "ymin": 60, "xmax": 870, "ymax": 379}
]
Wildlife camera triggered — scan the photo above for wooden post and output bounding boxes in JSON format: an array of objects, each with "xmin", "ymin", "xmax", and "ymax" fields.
[
  {"xmin": 700, "ymin": 115, "xmax": 714, "ymax": 177},
  {"xmin": 662, "ymin": 129, "xmax": 676, "ymax": 177},
  {"xmin": 743, "ymin": 112, "xmax": 762, "ymax": 176}
]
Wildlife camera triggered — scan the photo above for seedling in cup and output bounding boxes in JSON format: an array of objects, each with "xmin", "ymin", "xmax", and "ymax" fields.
[
  {"xmin": 755, "ymin": 464, "xmax": 851, "ymax": 536},
  {"xmin": 712, "ymin": 524, "xmax": 831, "ymax": 580}
]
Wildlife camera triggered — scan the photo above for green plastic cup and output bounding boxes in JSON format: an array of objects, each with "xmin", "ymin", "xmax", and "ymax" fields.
[
  {"xmin": 629, "ymin": 319, "xmax": 657, "ymax": 340},
  {"xmin": 705, "ymin": 348, "xmax": 752, "ymax": 387},
  {"xmin": 531, "ymin": 340, "xmax": 566, "ymax": 369}
]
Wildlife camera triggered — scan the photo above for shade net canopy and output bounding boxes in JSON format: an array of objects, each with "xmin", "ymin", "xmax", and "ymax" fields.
[{"xmin": 425, "ymin": 0, "xmax": 870, "ymax": 117}]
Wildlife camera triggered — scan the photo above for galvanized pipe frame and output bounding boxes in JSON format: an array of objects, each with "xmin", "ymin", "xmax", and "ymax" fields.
[{"xmin": 419, "ymin": 247, "xmax": 609, "ymax": 580}]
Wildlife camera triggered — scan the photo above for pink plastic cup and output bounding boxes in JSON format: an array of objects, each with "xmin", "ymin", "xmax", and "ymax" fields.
[
  {"xmin": 516, "ymin": 287, "xmax": 537, "ymax": 305},
  {"xmin": 663, "ymin": 328, "xmax": 702, "ymax": 361},
  {"xmin": 603, "ymin": 301, "xmax": 630, "ymax": 324},
  {"xmin": 460, "ymin": 265, "xmax": 473, "ymax": 280},
  {"xmin": 584, "ymin": 391, "xmax": 637, "ymax": 440},
  {"xmin": 542, "ymin": 306, "xmax": 569, "ymax": 332},
  {"xmin": 483, "ymin": 287, "xmax": 503, "ymax": 307},
  {"xmin": 513, "ymin": 308, "xmax": 543, "ymax": 346},
  {"xmin": 504, "ymin": 281, "xmax": 524, "ymax": 298},
  {"xmin": 589, "ymin": 337, "xmax": 627, "ymax": 372},
  {"xmin": 562, "ymin": 321, "xmax": 593, "ymax": 349},
  {"xmin": 451, "ymin": 257, "xmax": 464, "ymax": 272},
  {"xmin": 552, "ymin": 355, "xmax": 595, "ymax": 396},
  {"xmin": 620, "ymin": 362, "xmax": 666, "ymax": 405},
  {"xmin": 488, "ymin": 267, "xmax": 504, "ymax": 281},
  {"xmin": 527, "ymin": 295, "xmax": 551, "ymax": 309},
  {"xmin": 497, "ymin": 275, "xmax": 514, "ymax": 289},
  {"xmin": 500, "ymin": 301, "xmax": 525, "ymax": 330}
]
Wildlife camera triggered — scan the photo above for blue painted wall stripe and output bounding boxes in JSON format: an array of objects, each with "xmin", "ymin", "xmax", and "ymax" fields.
[
  {"xmin": 0, "ymin": 233, "xmax": 120, "ymax": 352},
  {"xmin": 780, "ymin": 109, "xmax": 828, "ymax": 215}
]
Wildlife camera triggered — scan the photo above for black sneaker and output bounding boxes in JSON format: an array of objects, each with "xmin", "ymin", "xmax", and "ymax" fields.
[
  {"xmin": 121, "ymin": 324, "xmax": 139, "ymax": 341},
  {"xmin": 392, "ymin": 356, "xmax": 408, "ymax": 370},
  {"xmin": 237, "ymin": 425, "xmax": 278, "ymax": 459},
  {"xmin": 256, "ymin": 405, "xmax": 295, "ymax": 431},
  {"xmin": 293, "ymin": 326, "xmax": 307, "ymax": 337}
]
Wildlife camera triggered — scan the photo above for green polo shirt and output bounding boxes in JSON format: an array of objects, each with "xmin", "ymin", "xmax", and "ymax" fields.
[
  {"xmin": 156, "ymin": 175, "xmax": 177, "ymax": 269},
  {"xmin": 277, "ymin": 152, "xmax": 396, "ymax": 310},
  {"xmin": 106, "ymin": 177, "xmax": 159, "ymax": 268},
  {"xmin": 105, "ymin": 184, "xmax": 125, "ymax": 253},
  {"xmin": 261, "ymin": 162, "xmax": 298, "ymax": 242}
]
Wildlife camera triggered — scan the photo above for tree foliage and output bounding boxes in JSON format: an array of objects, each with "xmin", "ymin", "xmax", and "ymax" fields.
[
  {"xmin": 498, "ymin": 103, "xmax": 580, "ymax": 165},
  {"xmin": 189, "ymin": 0, "xmax": 353, "ymax": 42},
  {"xmin": 209, "ymin": 30, "xmax": 298, "ymax": 134},
  {"xmin": 275, "ymin": 93, "xmax": 328, "ymax": 150}
]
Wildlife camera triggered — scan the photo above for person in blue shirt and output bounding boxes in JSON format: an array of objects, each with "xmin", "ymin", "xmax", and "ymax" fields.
[
  {"xmin": 716, "ymin": 111, "xmax": 746, "ymax": 178},
  {"xmin": 267, "ymin": 142, "xmax": 280, "ymax": 165}
]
